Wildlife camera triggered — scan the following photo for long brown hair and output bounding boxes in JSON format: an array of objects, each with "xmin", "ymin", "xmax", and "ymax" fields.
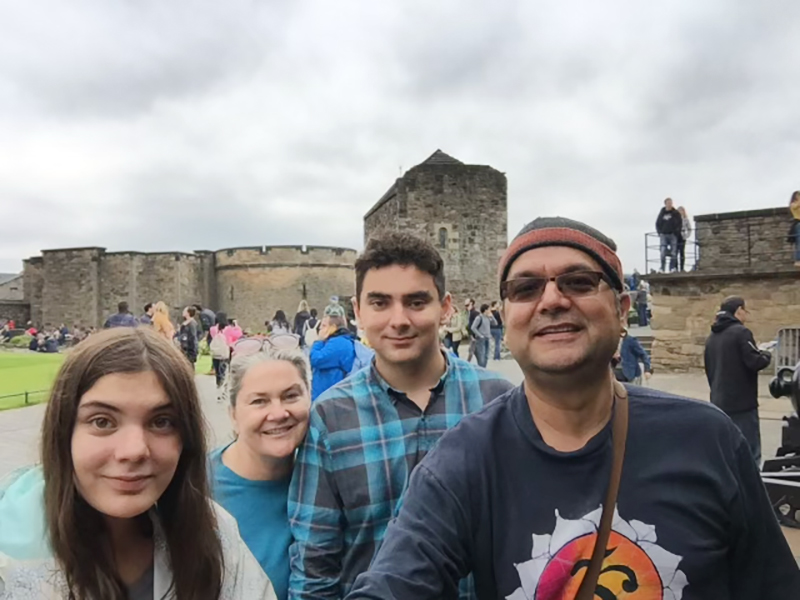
[{"xmin": 41, "ymin": 327, "xmax": 224, "ymax": 599}]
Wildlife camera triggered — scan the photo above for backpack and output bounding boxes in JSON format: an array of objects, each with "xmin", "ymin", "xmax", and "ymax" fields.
[
  {"xmin": 198, "ymin": 311, "xmax": 214, "ymax": 331},
  {"xmin": 348, "ymin": 340, "xmax": 375, "ymax": 376},
  {"xmin": 210, "ymin": 332, "xmax": 231, "ymax": 360},
  {"xmin": 304, "ymin": 318, "xmax": 320, "ymax": 346},
  {"xmin": 178, "ymin": 323, "xmax": 196, "ymax": 354}
]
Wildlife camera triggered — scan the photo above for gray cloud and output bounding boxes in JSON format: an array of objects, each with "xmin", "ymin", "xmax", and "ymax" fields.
[{"xmin": 2, "ymin": 0, "xmax": 799, "ymax": 277}]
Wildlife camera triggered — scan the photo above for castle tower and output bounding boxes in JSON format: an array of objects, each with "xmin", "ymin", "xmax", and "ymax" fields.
[{"xmin": 363, "ymin": 150, "xmax": 508, "ymax": 303}]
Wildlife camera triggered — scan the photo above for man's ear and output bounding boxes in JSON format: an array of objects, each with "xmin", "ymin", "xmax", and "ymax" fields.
[
  {"xmin": 440, "ymin": 292, "xmax": 453, "ymax": 324},
  {"xmin": 619, "ymin": 292, "xmax": 632, "ymax": 325},
  {"xmin": 352, "ymin": 294, "xmax": 361, "ymax": 323}
]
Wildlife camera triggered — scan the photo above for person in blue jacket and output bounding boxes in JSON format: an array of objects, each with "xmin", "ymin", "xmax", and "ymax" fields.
[
  {"xmin": 618, "ymin": 328, "xmax": 652, "ymax": 385},
  {"xmin": 309, "ymin": 312, "xmax": 355, "ymax": 400}
]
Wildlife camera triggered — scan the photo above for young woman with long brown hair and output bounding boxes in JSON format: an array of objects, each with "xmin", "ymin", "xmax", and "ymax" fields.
[{"xmin": 0, "ymin": 327, "xmax": 276, "ymax": 599}]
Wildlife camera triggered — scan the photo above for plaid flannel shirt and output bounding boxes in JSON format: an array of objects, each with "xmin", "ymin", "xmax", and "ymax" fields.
[{"xmin": 288, "ymin": 354, "xmax": 513, "ymax": 599}]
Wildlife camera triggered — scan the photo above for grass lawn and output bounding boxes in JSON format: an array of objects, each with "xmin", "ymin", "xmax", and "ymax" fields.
[{"xmin": 0, "ymin": 351, "xmax": 213, "ymax": 411}]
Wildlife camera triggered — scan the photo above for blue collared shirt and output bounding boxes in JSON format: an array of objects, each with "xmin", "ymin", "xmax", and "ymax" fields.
[{"xmin": 288, "ymin": 354, "xmax": 513, "ymax": 600}]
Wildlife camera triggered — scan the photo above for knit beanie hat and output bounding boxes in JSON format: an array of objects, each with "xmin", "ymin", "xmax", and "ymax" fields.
[{"xmin": 498, "ymin": 216, "xmax": 624, "ymax": 294}]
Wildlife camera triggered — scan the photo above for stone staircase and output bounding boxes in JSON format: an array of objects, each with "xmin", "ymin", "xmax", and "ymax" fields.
[{"xmin": 637, "ymin": 335, "xmax": 655, "ymax": 356}]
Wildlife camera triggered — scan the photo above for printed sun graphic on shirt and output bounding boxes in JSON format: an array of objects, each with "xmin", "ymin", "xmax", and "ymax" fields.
[{"xmin": 506, "ymin": 506, "xmax": 688, "ymax": 600}]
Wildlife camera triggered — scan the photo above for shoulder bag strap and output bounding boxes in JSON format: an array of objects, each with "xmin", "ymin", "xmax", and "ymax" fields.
[{"xmin": 574, "ymin": 380, "xmax": 629, "ymax": 600}]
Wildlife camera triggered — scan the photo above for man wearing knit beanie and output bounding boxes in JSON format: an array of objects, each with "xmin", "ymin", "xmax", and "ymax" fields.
[{"xmin": 348, "ymin": 217, "xmax": 799, "ymax": 600}]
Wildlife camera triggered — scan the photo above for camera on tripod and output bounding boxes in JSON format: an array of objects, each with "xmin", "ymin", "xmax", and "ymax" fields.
[{"xmin": 763, "ymin": 366, "xmax": 800, "ymax": 528}]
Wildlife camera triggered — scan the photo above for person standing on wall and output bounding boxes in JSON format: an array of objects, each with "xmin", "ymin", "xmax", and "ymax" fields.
[
  {"xmin": 490, "ymin": 300, "xmax": 503, "ymax": 361},
  {"xmin": 677, "ymin": 206, "xmax": 692, "ymax": 272},
  {"xmin": 704, "ymin": 296, "xmax": 772, "ymax": 465},
  {"xmin": 655, "ymin": 197, "xmax": 682, "ymax": 272}
]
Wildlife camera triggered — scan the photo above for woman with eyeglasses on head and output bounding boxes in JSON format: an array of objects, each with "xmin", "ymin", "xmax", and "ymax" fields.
[
  {"xmin": 209, "ymin": 350, "xmax": 312, "ymax": 600},
  {"xmin": 0, "ymin": 327, "xmax": 276, "ymax": 600}
]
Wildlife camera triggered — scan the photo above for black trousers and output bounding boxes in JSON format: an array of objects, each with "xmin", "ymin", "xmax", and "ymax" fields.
[{"xmin": 729, "ymin": 408, "xmax": 761, "ymax": 466}]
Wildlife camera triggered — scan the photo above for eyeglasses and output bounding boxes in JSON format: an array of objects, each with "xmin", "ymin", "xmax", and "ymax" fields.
[{"xmin": 501, "ymin": 271, "xmax": 610, "ymax": 303}]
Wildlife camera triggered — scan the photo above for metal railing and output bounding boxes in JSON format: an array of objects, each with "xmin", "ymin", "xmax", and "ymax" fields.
[
  {"xmin": 775, "ymin": 328, "xmax": 800, "ymax": 376},
  {"xmin": 0, "ymin": 389, "xmax": 49, "ymax": 407},
  {"xmin": 644, "ymin": 232, "xmax": 699, "ymax": 273},
  {"xmin": 646, "ymin": 229, "xmax": 799, "ymax": 274}
]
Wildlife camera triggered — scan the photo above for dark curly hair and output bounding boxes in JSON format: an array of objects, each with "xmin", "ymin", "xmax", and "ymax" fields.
[{"xmin": 355, "ymin": 232, "xmax": 446, "ymax": 302}]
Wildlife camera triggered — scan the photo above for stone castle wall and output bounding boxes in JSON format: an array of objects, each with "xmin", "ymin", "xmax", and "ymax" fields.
[
  {"xmin": 22, "ymin": 245, "xmax": 355, "ymax": 330},
  {"xmin": 98, "ymin": 252, "xmax": 212, "ymax": 323},
  {"xmin": 216, "ymin": 246, "xmax": 356, "ymax": 330},
  {"xmin": 695, "ymin": 207, "xmax": 794, "ymax": 272},
  {"xmin": 0, "ymin": 301, "xmax": 30, "ymax": 326},
  {"xmin": 364, "ymin": 159, "xmax": 507, "ymax": 304},
  {"xmin": 649, "ymin": 206, "xmax": 800, "ymax": 371},
  {"xmin": 22, "ymin": 257, "xmax": 43, "ymax": 326},
  {"xmin": 649, "ymin": 271, "xmax": 800, "ymax": 372},
  {"xmin": 40, "ymin": 248, "xmax": 102, "ymax": 328}
]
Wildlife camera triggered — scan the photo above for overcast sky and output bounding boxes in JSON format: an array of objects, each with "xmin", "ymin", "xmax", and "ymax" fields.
[{"xmin": 1, "ymin": 0, "xmax": 799, "ymax": 275}]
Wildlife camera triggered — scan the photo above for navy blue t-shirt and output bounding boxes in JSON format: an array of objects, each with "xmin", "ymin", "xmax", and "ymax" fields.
[{"xmin": 347, "ymin": 385, "xmax": 800, "ymax": 599}]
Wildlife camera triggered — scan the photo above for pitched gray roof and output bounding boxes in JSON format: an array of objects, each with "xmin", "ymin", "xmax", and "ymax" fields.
[{"xmin": 0, "ymin": 273, "xmax": 20, "ymax": 285}]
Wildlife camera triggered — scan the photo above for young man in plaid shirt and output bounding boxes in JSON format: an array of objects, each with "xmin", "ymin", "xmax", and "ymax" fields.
[{"xmin": 288, "ymin": 232, "xmax": 513, "ymax": 599}]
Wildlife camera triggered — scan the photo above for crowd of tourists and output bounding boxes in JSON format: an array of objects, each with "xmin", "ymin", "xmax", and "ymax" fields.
[{"xmin": 0, "ymin": 216, "xmax": 797, "ymax": 599}]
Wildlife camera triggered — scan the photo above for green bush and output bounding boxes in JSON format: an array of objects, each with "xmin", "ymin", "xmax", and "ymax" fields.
[{"xmin": 10, "ymin": 334, "xmax": 33, "ymax": 348}]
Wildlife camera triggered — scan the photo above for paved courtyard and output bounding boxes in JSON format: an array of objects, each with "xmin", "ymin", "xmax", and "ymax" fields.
[{"xmin": 1, "ymin": 359, "xmax": 798, "ymax": 558}]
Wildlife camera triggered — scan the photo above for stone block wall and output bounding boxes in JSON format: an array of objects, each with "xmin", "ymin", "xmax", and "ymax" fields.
[
  {"xmin": 41, "ymin": 248, "xmax": 102, "ymax": 328},
  {"xmin": 364, "ymin": 156, "xmax": 508, "ymax": 305},
  {"xmin": 97, "ymin": 252, "xmax": 209, "ymax": 323},
  {"xmin": 22, "ymin": 245, "xmax": 353, "ymax": 331},
  {"xmin": 695, "ymin": 207, "xmax": 795, "ymax": 272},
  {"xmin": 215, "ymin": 246, "xmax": 357, "ymax": 330},
  {"xmin": 648, "ymin": 270, "xmax": 800, "ymax": 371},
  {"xmin": 0, "ymin": 301, "xmax": 30, "ymax": 325},
  {"xmin": 362, "ymin": 181, "xmax": 415, "ymax": 240},
  {"xmin": 23, "ymin": 257, "xmax": 43, "ymax": 326}
]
